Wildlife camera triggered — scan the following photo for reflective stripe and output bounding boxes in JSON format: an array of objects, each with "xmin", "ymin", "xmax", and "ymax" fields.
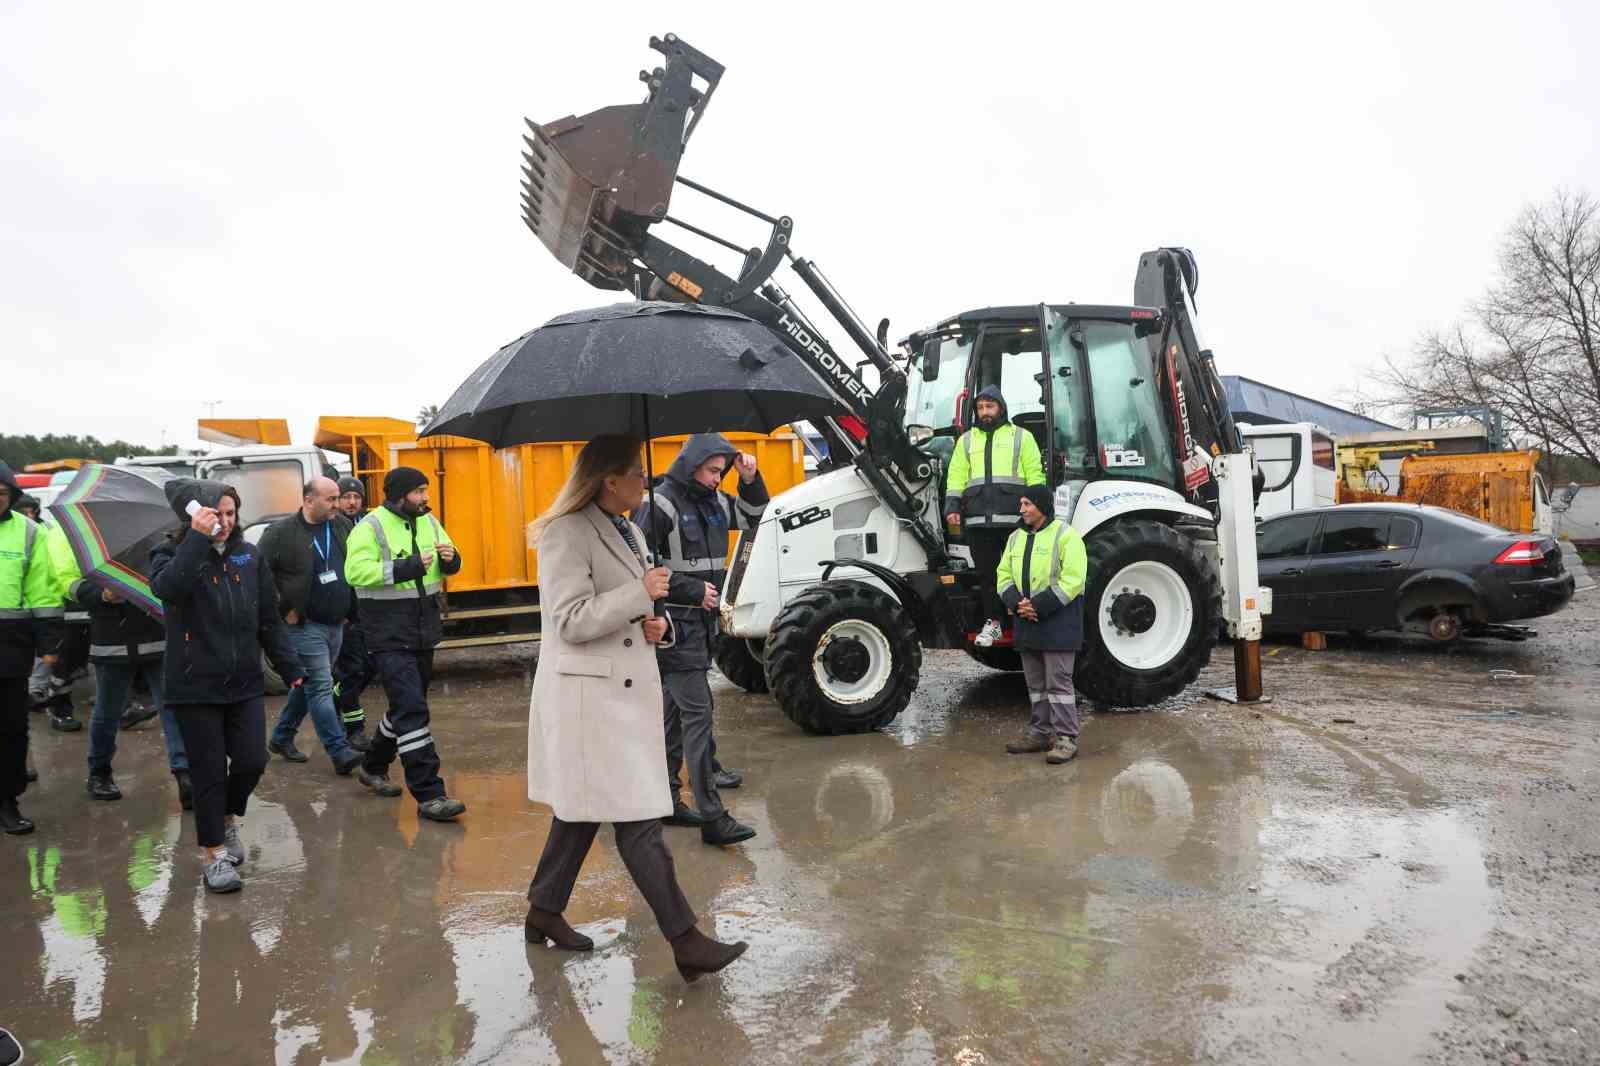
[
  {"xmin": 735, "ymin": 496, "xmax": 764, "ymax": 523},
  {"xmin": 341, "ymin": 708, "xmax": 365, "ymax": 723},
  {"xmin": 395, "ymin": 725, "xmax": 430, "ymax": 744},
  {"xmin": 963, "ymin": 514, "xmax": 1020, "ymax": 527},
  {"xmin": 33, "ymin": 606, "xmax": 65, "ymax": 618},
  {"xmin": 1048, "ymin": 525, "xmax": 1070, "ymax": 588},
  {"xmin": 19, "ymin": 521, "xmax": 36, "ymax": 606},
  {"xmin": 0, "ymin": 608, "xmax": 30, "ymax": 620},
  {"xmin": 89, "ymin": 641, "xmax": 166, "ymax": 658},
  {"xmin": 64, "ymin": 611, "xmax": 90, "ymax": 622},
  {"xmin": 397, "ymin": 736, "xmax": 434, "ymax": 755},
  {"xmin": 649, "ymin": 493, "xmax": 685, "ymax": 563},
  {"xmin": 381, "ymin": 560, "xmax": 395, "ymax": 585},
  {"xmin": 377, "ymin": 715, "xmax": 396, "ymax": 738},
  {"xmin": 1011, "ymin": 423, "xmax": 1024, "ymax": 474},
  {"xmin": 1028, "ymin": 690, "xmax": 1043, "ymax": 703},
  {"xmin": 356, "ymin": 581, "xmax": 440, "ymax": 600}
]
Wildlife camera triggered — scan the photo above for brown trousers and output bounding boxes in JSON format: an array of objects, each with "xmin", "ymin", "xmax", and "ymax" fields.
[{"xmin": 528, "ymin": 816, "xmax": 696, "ymax": 940}]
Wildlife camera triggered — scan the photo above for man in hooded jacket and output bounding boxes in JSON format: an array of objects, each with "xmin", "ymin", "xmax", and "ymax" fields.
[
  {"xmin": 945, "ymin": 385, "xmax": 1045, "ymax": 648},
  {"xmin": 633, "ymin": 434, "xmax": 765, "ymax": 847},
  {"xmin": 0, "ymin": 462, "xmax": 63, "ymax": 834}
]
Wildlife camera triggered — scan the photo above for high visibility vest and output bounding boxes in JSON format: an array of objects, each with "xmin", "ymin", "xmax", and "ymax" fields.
[
  {"xmin": 996, "ymin": 518, "xmax": 1087, "ymax": 605},
  {"xmin": 344, "ymin": 506, "xmax": 453, "ymax": 601},
  {"xmin": 946, "ymin": 422, "xmax": 1045, "ymax": 527},
  {"xmin": 0, "ymin": 514, "xmax": 64, "ymax": 621}
]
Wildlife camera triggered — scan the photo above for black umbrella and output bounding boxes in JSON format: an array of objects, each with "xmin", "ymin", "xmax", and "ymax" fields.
[
  {"xmin": 423, "ymin": 302, "xmax": 848, "ymax": 445},
  {"xmin": 423, "ymin": 300, "xmax": 851, "ymax": 527}
]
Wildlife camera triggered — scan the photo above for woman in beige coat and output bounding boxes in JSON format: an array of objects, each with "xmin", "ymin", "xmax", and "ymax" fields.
[{"xmin": 524, "ymin": 434, "xmax": 747, "ymax": 983}]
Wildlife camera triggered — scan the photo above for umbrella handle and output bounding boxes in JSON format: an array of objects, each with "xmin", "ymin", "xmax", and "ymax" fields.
[{"xmin": 644, "ymin": 395, "xmax": 664, "ymax": 619}]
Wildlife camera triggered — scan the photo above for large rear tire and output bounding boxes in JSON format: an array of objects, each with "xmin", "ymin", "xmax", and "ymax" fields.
[
  {"xmin": 713, "ymin": 634, "xmax": 769, "ymax": 694},
  {"xmin": 764, "ymin": 580, "xmax": 921, "ymax": 735},
  {"xmin": 1075, "ymin": 519, "xmax": 1221, "ymax": 707},
  {"xmin": 965, "ymin": 645, "xmax": 1023, "ymax": 672}
]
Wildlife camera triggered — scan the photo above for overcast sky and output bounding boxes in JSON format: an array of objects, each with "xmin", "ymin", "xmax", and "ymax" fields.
[{"xmin": 4, "ymin": 1, "xmax": 1597, "ymax": 452}]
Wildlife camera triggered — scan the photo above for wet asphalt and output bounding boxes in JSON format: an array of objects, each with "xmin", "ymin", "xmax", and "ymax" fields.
[{"xmin": 3, "ymin": 577, "xmax": 1599, "ymax": 1065}]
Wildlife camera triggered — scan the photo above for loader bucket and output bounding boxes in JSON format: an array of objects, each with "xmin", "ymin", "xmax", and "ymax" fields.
[{"xmin": 522, "ymin": 34, "xmax": 724, "ymax": 291}]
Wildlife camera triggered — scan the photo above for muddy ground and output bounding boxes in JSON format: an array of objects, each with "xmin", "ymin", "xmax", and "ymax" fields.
[{"xmin": 2, "ymin": 572, "xmax": 1598, "ymax": 1065}]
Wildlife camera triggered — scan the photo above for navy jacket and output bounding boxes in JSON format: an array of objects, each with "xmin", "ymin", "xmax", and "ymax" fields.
[{"xmin": 149, "ymin": 529, "xmax": 305, "ymax": 705}]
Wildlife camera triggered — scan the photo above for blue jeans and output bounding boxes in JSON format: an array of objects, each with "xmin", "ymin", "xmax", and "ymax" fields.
[
  {"xmin": 88, "ymin": 659, "xmax": 188, "ymax": 774},
  {"xmin": 270, "ymin": 621, "xmax": 352, "ymax": 760}
]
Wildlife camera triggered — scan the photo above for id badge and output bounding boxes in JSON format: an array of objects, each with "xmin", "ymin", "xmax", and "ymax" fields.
[{"xmin": 318, "ymin": 570, "xmax": 338, "ymax": 584}]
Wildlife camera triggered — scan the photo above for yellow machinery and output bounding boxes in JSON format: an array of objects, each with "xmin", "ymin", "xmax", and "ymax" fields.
[
  {"xmin": 1337, "ymin": 441, "xmax": 1548, "ymax": 535},
  {"xmin": 1336, "ymin": 440, "xmax": 1436, "ymax": 496},
  {"xmin": 198, "ymin": 418, "xmax": 293, "ymax": 446},
  {"xmin": 313, "ymin": 417, "xmax": 807, "ymax": 647}
]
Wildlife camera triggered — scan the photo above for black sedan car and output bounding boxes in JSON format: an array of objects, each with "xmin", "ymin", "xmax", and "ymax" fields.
[{"xmin": 1256, "ymin": 503, "xmax": 1575, "ymax": 641}]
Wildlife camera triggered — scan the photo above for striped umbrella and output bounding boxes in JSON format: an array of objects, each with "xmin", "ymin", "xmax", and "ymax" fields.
[{"xmin": 48, "ymin": 464, "xmax": 179, "ymax": 620}]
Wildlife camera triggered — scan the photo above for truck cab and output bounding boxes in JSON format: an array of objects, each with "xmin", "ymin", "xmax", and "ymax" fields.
[
  {"xmin": 1237, "ymin": 422, "xmax": 1338, "ymax": 519},
  {"xmin": 196, "ymin": 445, "xmax": 339, "ymax": 540}
]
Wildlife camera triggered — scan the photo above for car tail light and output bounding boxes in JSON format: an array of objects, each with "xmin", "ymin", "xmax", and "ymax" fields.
[{"xmin": 1493, "ymin": 540, "xmax": 1543, "ymax": 565}]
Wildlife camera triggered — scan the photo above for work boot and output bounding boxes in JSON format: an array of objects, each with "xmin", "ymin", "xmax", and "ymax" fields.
[
  {"xmin": 669, "ymin": 925, "xmax": 748, "ymax": 983},
  {"xmin": 713, "ymin": 768, "xmax": 744, "ymax": 790},
  {"xmin": 525, "ymin": 906, "xmax": 594, "ymax": 950},
  {"xmin": 333, "ymin": 750, "xmax": 363, "ymax": 776},
  {"xmin": 1004, "ymin": 733, "xmax": 1052, "ymax": 755},
  {"xmin": 700, "ymin": 812, "xmax": 756, "ymax": 846},
  {"xmin": 203, "ymin": 854, "xmax": 241, "ymax": 894},
  {"xmin": 346, "ymin": 730, "xmax": 371, "ymax": 754},
  {"xmin": 24, "ymin": 766, "xmax": 38, "ymax": 784},
  {"xmin": 267, "ymin": 739, "xmax": 308, "ymax": 763},
  {"xmin": 86, "ymin": 770, "xmax": 122, "ymax": 801},
  {"xmin": 357, "ymin": 768, "xmax": 402, "ymax": 797},
  {"xmin": 1046, "ymin": 735, "xmax": 1079, "ymax": 765},
  {"xmin": 418, "ymin": 796, "xmax": 466, "ymax": 822},
  {"xmin": 222, "ymin": 823, "xmax": 245, "ymax": 866},
  {"xmin": 663, "ymin": 799, "xmax": 706, "ymax": 827},
  {"xmin": 0, "ymin": 798, "xmax": 34, "ymax": 836},
  {"xmin": 974, "ymin": 619, "xmax": 1004, "ymax": 648},
  {"xmin": 174, "ymin": 770, "xmax": 193, "ymax": 811},
  {"xmin": 119, "ymin": 701, "xmax": 158, "ymax": 730},
  {"xmin": 48, "ymin": 701, "xmax": 82, "ymax": 732}
]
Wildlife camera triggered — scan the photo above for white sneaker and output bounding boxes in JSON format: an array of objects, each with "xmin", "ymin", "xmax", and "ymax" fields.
[{"xmin": 974, "ymin": 619, "xmax": 1003, "ymax": 647}]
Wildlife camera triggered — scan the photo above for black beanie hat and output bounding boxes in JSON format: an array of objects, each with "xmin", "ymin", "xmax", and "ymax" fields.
[
  {"xmin": 383, "ymin": 466, "xmax": 428, "ymax": 502},
  {"xmin": 1021, "ymin": 484, "xmax": 1054, "ymax": 520},
  {"xmin": 337, "ymin": 476, "xmax": 366, "ymax": 499}
]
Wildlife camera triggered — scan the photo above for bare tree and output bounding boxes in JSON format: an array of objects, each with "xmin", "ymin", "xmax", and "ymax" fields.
[{"xmin": 1365, "ymin": 189, "xmax": 1600, "ymax": 467}]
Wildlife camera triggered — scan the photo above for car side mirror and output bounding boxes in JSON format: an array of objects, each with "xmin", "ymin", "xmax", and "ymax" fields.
[
  {"xmin": 907, "ymin": 424, "xmax": 935, "ymax": 445},
  {"xmin": 920, "ymin": 337, "xmax": 942, "ymax": 382}
]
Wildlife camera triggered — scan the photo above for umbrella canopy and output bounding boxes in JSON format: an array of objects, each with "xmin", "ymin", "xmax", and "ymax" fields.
[
  {"xmin": 48, "ymin": 464, "xmax": 180, "ymax": 620},
  {"xmin": 423, "ymin": 301, "xmax": 849, "ymax": 447}
]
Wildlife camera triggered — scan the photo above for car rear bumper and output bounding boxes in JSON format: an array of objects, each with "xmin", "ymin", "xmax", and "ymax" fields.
[{"xmin": 1487, "ymin": 571, "xmax": 1576, "ymax": 621}]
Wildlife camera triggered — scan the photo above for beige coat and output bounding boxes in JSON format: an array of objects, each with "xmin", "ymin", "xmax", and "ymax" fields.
[{"xmin": 527, "ymin": 503, "xmax": 673, "ymax": 823}]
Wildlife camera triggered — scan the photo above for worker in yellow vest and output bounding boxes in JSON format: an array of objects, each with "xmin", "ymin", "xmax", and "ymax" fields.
[
  {"xmin": 944, "ymin": 386, "xmax": 1045, "ymax": 647},
  {"xmin": 0, "ymin": 463, "xmax": 64, "ymax": 834},
  {"xmin": 343, "ymin": 466, "xmax": 467, "ymax": 822}
]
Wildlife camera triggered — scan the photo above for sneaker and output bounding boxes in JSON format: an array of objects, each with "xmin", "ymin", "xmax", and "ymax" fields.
[
  {"xmin": 418, "ymin": 796, "xmax": 466, "ymax": 822},
  {"xmin": 203, "ymin": 854, "xmax": 241, "ymax": 894},
  {"xmin": 86, "ymin": 771, "xmax": 122, "ymax": 801},
  {"xmin": 1046, "ymin": 736, "xmax": 1079, "ymax": 764},
  {"xmin": 357, "ymin": 768, "xmax": 402, "ymax": 797},
  {"xmin": 222, "ymin": 823, "xmax": 245, "ymax": 866},
  {"xmin": 713, "ymin": 768, "xmax": 744, "ymax": 790},
  {"xmin": 119, "ymin": 701, "xmax": 159, "ymax": 730},
  {"xmin": 267, "ymin": 739, "xmax": 308, "ymax": 763},
  {"xmin": 1004, "ymin": 733, "xmax": 1052, "ymax": 754},
  {"xmin": 48, "ymin": 705, "xmax": 82, "ymax": 732},
  {"xmin": 174, "ymin": 770, "xmax": 193, "ymax": 811},
  {"xmin": 974, "ymin": 619, "xmax": 1004, "ymax": 648}
]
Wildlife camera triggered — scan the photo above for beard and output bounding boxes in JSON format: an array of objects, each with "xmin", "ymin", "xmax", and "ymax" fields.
[{"xmin": 977, "ymin": 414, "xmax": 1000, "ymax": 431}]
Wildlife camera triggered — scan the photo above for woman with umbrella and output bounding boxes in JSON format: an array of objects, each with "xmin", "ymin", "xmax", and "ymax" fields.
[
  {"xmin": 523, "ymin": 434, "xmax": 748, "ymax": 982},
  {"xmin": 150, "ymin": 479, "xmax": 304, "ymax": 894}
]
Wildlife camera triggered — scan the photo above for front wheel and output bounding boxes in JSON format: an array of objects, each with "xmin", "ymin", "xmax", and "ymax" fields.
[
  {"xmin": 714, "ymin": 633, "xmax": 769, "ymax": 694},
  {"xmin": 764, "ymin": 580, "xmax": 922, "ymax": 735},
  {"xmin": 1075, "ymin": 519, "xmax": 1221, "ymax": 707}
]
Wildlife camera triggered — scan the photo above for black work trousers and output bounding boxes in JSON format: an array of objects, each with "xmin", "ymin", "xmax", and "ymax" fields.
[
  {"xmin": 333, "ymin": 620, "xmax": 375, "ymax": 737},
  {"xmin": 663, "ymin": 670, "xmax": 723, "ymax": 819},
  {"xmin": 172, "ymin": 697, "xmax": 268, "ymax": 849},
  {"xmin": 528, "ymin": 816, "xmax": 696, "ymax": 940},
  {"xmin": 0, "ymin": 676, "xmax": 30, "ymax": 800},
  {"xmin": 968, "ymin": 528, "xmax": 1013, "ymax": 620},
  {"xmin": 364, "ymin": 649, "xmax": 444, "ymax": 803}
]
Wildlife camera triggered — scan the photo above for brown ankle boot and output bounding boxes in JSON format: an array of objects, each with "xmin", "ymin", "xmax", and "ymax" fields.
[
  {"xmin": 669, "ymin": 925, "xmax": 748, "ymax": 983},
  {"xmin": 525, "ymin": 906, "xmax": 594, "ymax": 951}
]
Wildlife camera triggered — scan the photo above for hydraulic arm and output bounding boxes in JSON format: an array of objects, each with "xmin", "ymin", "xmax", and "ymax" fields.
[{"xmin": 520, "ymin": 33, "xmax": 944, "ymax": 561}]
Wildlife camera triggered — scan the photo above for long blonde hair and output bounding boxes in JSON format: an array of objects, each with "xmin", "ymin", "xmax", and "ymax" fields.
[{"xmin": 527, "ymin": 434, "xmax": 643, "ymax": 547}]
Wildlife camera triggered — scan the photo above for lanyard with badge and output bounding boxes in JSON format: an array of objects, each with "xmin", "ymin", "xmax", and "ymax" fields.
[{"xmin": 312, "ymin": 523, "xmax": 338, "ymax": 585}]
